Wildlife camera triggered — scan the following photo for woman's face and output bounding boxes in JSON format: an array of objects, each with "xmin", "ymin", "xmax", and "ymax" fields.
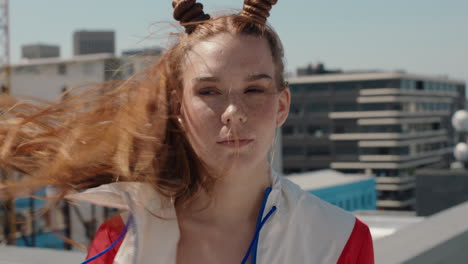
[{"xmin": 180, "ymin": 33, "xmax": 290, "ymax": 174}]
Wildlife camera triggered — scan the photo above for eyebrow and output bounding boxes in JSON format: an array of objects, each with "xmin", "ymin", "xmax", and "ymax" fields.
[
  {"xmin": 245, "ymin": 73, "xmax": 273, "ymax": 82},
  {"xmin": 193, "ymin": 74, "xmax": 273, "ymax": 83},
  {"xmin": 193, "ymin": 76, "xmax": 220, "ymax": 82}
]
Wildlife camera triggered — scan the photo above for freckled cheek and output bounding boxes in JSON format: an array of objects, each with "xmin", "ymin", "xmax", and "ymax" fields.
[
  {"xmin": 248, "ymin": 101, "xmax": 277, "ymax": 123},
  {"xmin": 184, "ymin": 99, "xmax": 220, "ymax": 129}
]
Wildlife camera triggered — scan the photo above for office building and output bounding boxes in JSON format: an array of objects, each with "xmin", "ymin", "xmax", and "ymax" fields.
[
  {"xmin": 283, "ymin": 70, "xmax": 466, "ymax": 210},
  {"xmin": 73, "ymin": 30, "xmax": 115, "ymax": 56},
  {"xmin": 22, "ymin": 44, "xmax": 60, "ymax": 59}
]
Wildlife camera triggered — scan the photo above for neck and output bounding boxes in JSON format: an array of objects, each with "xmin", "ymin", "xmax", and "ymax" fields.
[{"xmin": 178, "ymin": 160, "xmax": 271, "ymax": 227}]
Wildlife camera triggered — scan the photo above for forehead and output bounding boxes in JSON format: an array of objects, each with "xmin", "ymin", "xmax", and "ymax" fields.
[{"xmin": 183, "ymin": 33, "xmax": 275, "ymax": 79}]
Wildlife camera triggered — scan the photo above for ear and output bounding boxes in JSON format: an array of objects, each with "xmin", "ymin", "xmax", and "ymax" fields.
[
  {"xmin": 171, "ymin": 89, "xmax": 185, "ymax": 130},
  {"xmin": 276, "ymin": 87, "xmax": 291, "ymax": 127}
]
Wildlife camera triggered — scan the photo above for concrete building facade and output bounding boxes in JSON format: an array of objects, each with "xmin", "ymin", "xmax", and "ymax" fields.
[
  {"xmin": 1, "ymin": 54, "xmax": 119, "ymax": 101},
  {"xmin": 283, "ymin": 71, "xmax": 466, "ymax": 210},
  {"xmin": 0, "ymin": 53, "xmax": 159, "ymax": 101}
]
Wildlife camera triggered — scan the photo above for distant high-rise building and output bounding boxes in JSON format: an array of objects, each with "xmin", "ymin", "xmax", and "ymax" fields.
[
  {"xmin": 73, "ymin": 30, "xmax": 115, "ymax": 56},
  {"xmin": 22, "ymin": 44, "xmax": 60, "ymax": 59},
  {"xmin": 282, "ymin": 67, "xmax": 466, "ymax": 210}
]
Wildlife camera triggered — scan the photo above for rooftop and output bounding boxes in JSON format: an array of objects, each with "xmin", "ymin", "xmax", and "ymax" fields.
[
  {"xmin": 0, "ymin": 246, "xmax": 85, "ymax": 264},
  {"xmin": 354, "ymin": 210, "xmax": 425, "ymax": 240},
  {"xmin": 286, "ymin": 169, "xmax": 373, "ymax": 190},
  {"xmin": 288, "ymin": 71, "xmax": 465, "ymax": 85},
  {"xmin": 374, "ymin": 200, "xmax": 468, "ymax": 264},
  {"xmin": 13, "ymin": 53, "xmax": 116, "ymax": 67}
]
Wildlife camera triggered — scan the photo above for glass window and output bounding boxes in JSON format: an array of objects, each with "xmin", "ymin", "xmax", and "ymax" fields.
[
  {"xmin": 334, "ymin": 103, "xmax": 358, "ymax": 112},
  {"xmin": 282, "ymin": 125, "xmax": 294, "ymax": 135},
  {"xmin": 333, "ymin": 82, "xmax": 359, "ymax": 92},
  {"xmin": 306, "ymin": 104, "xmax": 329, "ymax": 113},
  {"xmin": 361, "ymin": 146, "xmax": 409, "ymax": 155},
  {"xmin": 425, "ymin": 81, "xmax": 431, "ymax": 91},
  {"xmin": 401, "ymin": 79, "xmax": 415, "ymax": 90},
  {"xmin": 289, "ymin": 84, "xmax": 302, "ymax": 93},
  {"xmin": 306, "ymin": 146, "xmax": 330, "ymax": 156},
  {"xmin": 304, "ymin": 83, "xmax": 329, "ymax": 93},
  {"xmin": 283, "ymin": 146, "xmax": 304, "ymax": 156},
  {"xmin": 415, "ymin": 81, "xmax": 424, "ymax": 90},
  {"xmin": 361, "ymin": 79, "xmax": 399, "ymax": 89},
  {"xmin": 361, "ymin": 103, "xmax": 389, "ymax": 111},
  {"xmin": 290, "ymin": 104, "xmax": 303, "ymax": 115},
  {"xmin": 334, "ymin": 141, "xmax": 358, "ymax": 155},
  {"xmin": 307, "ymin": 125, "xmax": 329, "ymax": 137},
  {"xmin": 334, "ymin": 120, "xmax": 359, "ymax": 133}
]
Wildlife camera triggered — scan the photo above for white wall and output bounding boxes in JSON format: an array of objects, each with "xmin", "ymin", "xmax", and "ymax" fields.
[{"xmin": 9, "ymin": 60, "xmax": 106, "ymax": 101}]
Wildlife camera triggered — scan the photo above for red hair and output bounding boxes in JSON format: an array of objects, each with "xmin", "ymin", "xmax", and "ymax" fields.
[{"xmin": 0, "ymin": 13, "xmax": 286, "ymax": 207}]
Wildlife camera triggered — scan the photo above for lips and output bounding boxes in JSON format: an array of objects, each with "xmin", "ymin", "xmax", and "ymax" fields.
[{"xmin": 217, "ymin": 139, "xmax": 254, "ymax": 147}]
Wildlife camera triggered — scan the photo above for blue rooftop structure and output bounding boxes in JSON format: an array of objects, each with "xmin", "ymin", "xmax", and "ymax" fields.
[
  {"xmin": 0, "ymin": 188, "xmax": 66, "ymax": 249},
  {"xmin": 287, "ymin": 169, "xmax": 377, "ymax": 211}
]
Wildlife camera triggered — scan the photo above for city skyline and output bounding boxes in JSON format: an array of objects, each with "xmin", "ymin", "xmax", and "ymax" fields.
[{"xmin": 10, "ymin": 0, "xmax": 468, "ymax": 83}]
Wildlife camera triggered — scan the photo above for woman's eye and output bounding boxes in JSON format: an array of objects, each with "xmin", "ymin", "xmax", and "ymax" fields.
[
  {"xmin": 198, "ymin": 88, "xmax": 220, "ymax": 95},
  {"xmin": 245, "ymin": 87, "xmax": 265, "ymax": 94}
]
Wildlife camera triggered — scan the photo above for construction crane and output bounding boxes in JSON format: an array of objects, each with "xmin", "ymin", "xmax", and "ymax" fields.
[
  {"xmin": 0, "ymin": 0, "xmax": 15, "ymax": 246},
  {"xmin": 0, "ymin": 0, "xmax": 10, "ymax": 94}
]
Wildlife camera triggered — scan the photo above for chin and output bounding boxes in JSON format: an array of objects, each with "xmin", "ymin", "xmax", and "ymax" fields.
[{"xmin": 209, "ymin": 151, "xmax": 265, "ymax": 172}]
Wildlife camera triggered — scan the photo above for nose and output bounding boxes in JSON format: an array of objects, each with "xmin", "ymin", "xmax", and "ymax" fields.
[{"xmin": 221, "ymin": 101, "xmax": 248, "ymax": 125}]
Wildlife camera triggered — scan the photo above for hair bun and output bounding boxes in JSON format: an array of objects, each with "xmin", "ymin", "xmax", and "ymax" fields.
[
  {"xmin": 241, "ymin": 0, "xmax": 278, "ymax": 24},
  {"xmin": 172, "ymin": 0, "xmax": 211, "ymax": 33}
]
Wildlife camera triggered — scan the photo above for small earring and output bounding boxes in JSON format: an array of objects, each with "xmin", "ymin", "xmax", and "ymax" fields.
[{"xmin": 177, "ymin": 117, "xmax": 185, "ymax": 130}]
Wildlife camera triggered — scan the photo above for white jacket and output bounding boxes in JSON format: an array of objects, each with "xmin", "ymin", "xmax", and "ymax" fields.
[{"xmin": 68, "ymin": 171, "xmax": 360, "ymax": 264}]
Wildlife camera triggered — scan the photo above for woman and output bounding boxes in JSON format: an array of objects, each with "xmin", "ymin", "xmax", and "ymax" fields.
[{"xmin": 0, "ymin": 0, "xmax": 374, "ymax": 263}]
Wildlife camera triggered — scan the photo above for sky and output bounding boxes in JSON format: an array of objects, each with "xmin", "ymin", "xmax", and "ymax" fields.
[{"xmin": 9, "ymin": 0, "xmax": 468, "ymax": 83}]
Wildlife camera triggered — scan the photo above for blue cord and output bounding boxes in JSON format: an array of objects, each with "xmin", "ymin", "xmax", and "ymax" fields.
[
  {"xmin": 81, "ymin": 214, "xmax": 133, "ymax": 264},
  {"xmin": 241, "ymin": 206, "xmax": 277, "ymax": 264},
  {"xmin": 251, "ymin": 187, "xmax": 272, "ymax": 263},
  {"xmin": 241, "ymin": 187, "xmax": 277, "ymax": 264}
]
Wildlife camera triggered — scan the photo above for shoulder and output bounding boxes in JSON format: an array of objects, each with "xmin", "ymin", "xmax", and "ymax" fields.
[
  {"xmin": 86, "ymin": 214, "xmax": 125, "ymax": 264},
  {"xmin": 274, "ymin": 176, "xmax": 361, "ymax": 261},
  {"xmin": 279, "ymin": 175, "xmax": 356, "ymax": 228},
  {"xmin": 278, "ymin": 177, "xmax": 374, "ymax": 263}
]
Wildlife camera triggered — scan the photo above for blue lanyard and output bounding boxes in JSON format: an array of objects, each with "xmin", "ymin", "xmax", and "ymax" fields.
[{"xmin": 241, "ymin": 187, "xmax": 277, "ymax": 264}]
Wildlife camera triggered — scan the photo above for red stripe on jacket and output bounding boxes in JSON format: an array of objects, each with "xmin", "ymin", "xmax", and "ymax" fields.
[
  {"xmin": 85, "ymin": 215, "xmax": 124, "ymax": 264},
  {"xmin": 337, "ymin": 217, "xmax": 374, "ymax": 264}
]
